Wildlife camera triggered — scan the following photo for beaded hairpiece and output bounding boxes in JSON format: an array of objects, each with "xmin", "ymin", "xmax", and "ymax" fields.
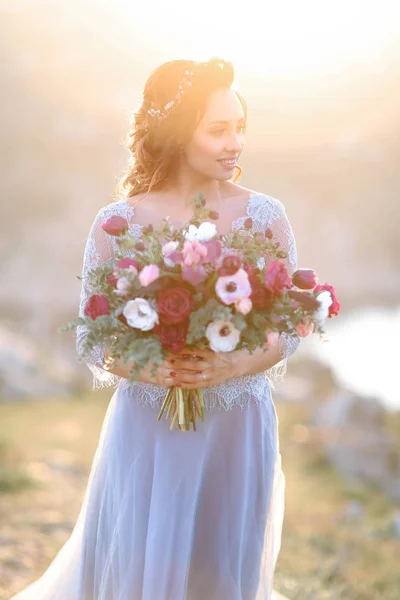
[{"xmin": 146, "ymin": 69, "xmax": 195, "ymax": 120}]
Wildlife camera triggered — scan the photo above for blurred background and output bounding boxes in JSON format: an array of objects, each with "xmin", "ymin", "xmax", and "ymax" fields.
[{"xmin": 1, "ymin": 1, "xmax": 399, "ymax": 598}]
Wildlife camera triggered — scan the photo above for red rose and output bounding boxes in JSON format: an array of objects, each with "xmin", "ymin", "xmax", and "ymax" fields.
[
  {"xmin": 264, "ymin": 261, "xmax": 292, "ymax": 296},
  {"xmin": 108, "ymin": 258, "xmax": 140, "ymax": 286},
  {"xmin": 314, "ymin": 283, "xmax": 340, "ymax": 317},
  {"xmin": 157, "ymin": 287, "xmax": 194, "ymax": 325},
  {"xmin": 248, "ymin": 271, "xmax": 274, "ymax": 310},
  {"xmin": 288, "ymin": 289, "xmax": 320, "ymax": 311},
  {"xmin": 101, "ymin": 215, "xmax": 129, "ymax": 237},
  {"xmin": 292, "ymin": 268, "xmax": 319, "ymax": 290},
  {"xmin": 84, "ymin": 294, "xmax": 110, "ymax": 319},
  {"xmin": 154, "ymin": 320, "xmax": 188, "ymax": 353}
]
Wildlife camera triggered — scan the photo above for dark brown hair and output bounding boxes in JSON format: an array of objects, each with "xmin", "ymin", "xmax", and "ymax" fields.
[{"xmin": 116, "ymin": 57, "xmax": 246, "ymax": 199}]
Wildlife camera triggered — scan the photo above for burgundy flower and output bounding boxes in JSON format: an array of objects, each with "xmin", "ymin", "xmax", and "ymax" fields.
[
  {"xmin": 292, "ymin": 268, "xmax": 319, "ymax": 290},
  {"xmin": 101, "ymin": 216, "xmax": 129, "ymax": 237},
  {"xmin": 157, "ymin": 287, "xmax": 194, "ymax": 325},
  {"xmin": 288, "ymin": 290, "xmax": 320, "ymax": 311},
  {"xmin": 218, "ymin": 252, "xmax": 242, "ymax": 277},
  {"xmin": 84, "ymin": 294, "xmax": 110, "ymax": 319},
  {"xmin": 264, "ymin": 261, "xmax": 292, "ymax": 296},
  {"xmin": 265, "ymin": 228, "xmax": 273, "ymax": 239},
  {"xmin": 248, "ymin": 271, "xmax": 274, "ymax": 310},
  {"xmin": 314, "ymin": 282, "xmax": 340, "ymax": 317},
  {"xmin": 244, "ymin": 217, "xmax": 253, "ymax": 229},
  {"xmin": 154, "ymin": 320, "xmax": 189, "ymax": 353}
]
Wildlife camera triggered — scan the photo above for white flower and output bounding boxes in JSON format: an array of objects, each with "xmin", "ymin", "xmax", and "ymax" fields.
[
  {"xmin": 184, "ymin": 221, "xmax": 216, "ymax": 242},
  {"xmin": 162, "ymin": 240, "xmax": 179, "ymax": 267},
  {"xmin": 123, "ymin": 298, "xmax": 159, "ymax": 331},
  {"xmin": 314, "ymin": 290, "xmax": 333, "ymax": 324},
  {"xmin": 114, "ymin": 276, "xmax": 132, "ymax": 296},
  {"xmin": 205, "ymin": 319, "xmax": 240, "ymax": 352}
]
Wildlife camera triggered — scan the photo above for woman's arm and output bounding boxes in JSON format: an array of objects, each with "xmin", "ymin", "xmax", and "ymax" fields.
[
  {"xmin": 230, "ymin": 332, "xmax": 284, "ymax": 378},
  {"xmin": 262, "ymin": 196, "xmax": 301, "ymax": 382},
  {"xmin": 76, "ymin": 206, "xmax": 122, "ymax": 390}
]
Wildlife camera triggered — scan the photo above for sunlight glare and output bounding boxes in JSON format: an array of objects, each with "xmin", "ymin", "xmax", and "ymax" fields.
[{"xmin": 129, "ymin": 0, "xmax": 400, "ymax": 79}]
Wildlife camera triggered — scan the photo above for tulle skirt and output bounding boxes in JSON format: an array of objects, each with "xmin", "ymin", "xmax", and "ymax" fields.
[{"xmin": 10, "ymin": 383, "xmax": 285, "ymax": 600}]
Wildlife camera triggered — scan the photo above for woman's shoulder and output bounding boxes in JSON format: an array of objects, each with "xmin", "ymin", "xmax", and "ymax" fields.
[
  {"xmin": 227, "ymin": 183, "xmax": 286, "ymax": 216},
  {"xmin": 228, "ymin": 182, "xmax": 283, "ymax": 204},
  {"xmin": 92, "ymin": 198, "xmax": 131, "ymax": 223}
]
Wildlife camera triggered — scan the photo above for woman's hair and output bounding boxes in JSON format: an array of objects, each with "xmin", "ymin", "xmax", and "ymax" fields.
[{"xmin": 116, "ymin": 57, "xmax": 246, "ymax": 200}]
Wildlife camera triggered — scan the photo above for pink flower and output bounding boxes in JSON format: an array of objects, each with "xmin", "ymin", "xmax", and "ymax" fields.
[
  {"xmin": 314, "ymin": 283, "xmax": 340, "ymax": 318},
  {"xmin": 139, "ymin": 264, "xmax": 160, "ymax": 287},
  {"xmin": 182, "ymin": 240, "xmax": 208, "ymax": 267},
  {"xmin": 235, "ymin": 297, "xmax": 252, "ymax": 315},
  {"xmin": 215, "ymin": 268, "xmax": 252, "ymax": 305},
  {"xmin": 162, "ymin": 241, "xmax": 180, "ymax": 267},
  {"xmin": 101, "ymin": 215, "xmax": 129, "ymax": 237},
  {"xmin": 108, "ymin": 258, "xmax": 140, "ymax": 286},
  {"xmin": 264, "ymin": 261, "xmax": 292, "ymax": 296},
  {"xmin": 202, "ymin": 239, "xmax": 222, "ymax": 262},
  {"xmin": 181, "ymin": 265, "xmax": 208, "ymax": 286}
]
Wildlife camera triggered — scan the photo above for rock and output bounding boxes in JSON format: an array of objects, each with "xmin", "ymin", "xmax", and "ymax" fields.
[
  {"xmin": 313, "ymin": 390, "xmax": 400, "ymax": 501},
  {"xmin": 276, "ymin": 355, "xmax": 338, "ymax": 403},
  {"xmin": 0, "ymin": 321, "xmax": 82, "ymax": 400},
  {"xmin": 0, "ymin": 535, "xmax": 15, "ymax": 546},
  {"xmin": 272, "ymin": 591, "xmax": 290, "ymax": 600},
  {"xmin": 345, "ymin": 500, "xmax": 364, "ymax": 519}
]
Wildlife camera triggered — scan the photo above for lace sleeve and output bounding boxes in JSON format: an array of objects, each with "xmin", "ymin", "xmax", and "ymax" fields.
[
  {"xmin": 261, "ymin": 196, "xmax": 301, "ymax": 385},
  {"xmin": 75, "ymin": 206, "xmax": 122, "ymax": 390}
]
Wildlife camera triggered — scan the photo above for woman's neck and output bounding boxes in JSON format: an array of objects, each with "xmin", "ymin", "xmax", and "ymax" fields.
[{"xmin": 158, "ymin": 170, "xmax": 227, "ymax": 211}]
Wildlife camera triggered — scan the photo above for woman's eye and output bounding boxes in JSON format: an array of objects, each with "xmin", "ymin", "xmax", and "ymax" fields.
[
  {"xmin": 210, "ymin": 129, "xmax": 225, "ymax": 136},
  {"xmin": 210, "ymin": 124, "xmax": 246, "ymax": 136}
]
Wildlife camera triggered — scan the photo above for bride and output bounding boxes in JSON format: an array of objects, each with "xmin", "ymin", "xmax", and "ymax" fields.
[{"xmin": 11, "ymin": 57, "xmax": 299, "ymax": 600}]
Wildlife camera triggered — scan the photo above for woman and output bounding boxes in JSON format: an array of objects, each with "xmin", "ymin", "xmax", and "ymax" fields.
[{"xmin": 11, "ymin": 57, "xmax": 300, "ymax": 600}]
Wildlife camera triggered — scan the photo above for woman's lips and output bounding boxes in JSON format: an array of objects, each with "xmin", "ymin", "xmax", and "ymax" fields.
[{"xmin": 217, "ymin": 158, "xmax": 237, "ymax": 170}]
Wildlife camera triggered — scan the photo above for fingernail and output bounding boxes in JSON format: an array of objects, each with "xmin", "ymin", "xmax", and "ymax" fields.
[
  {"xmin": 170, "ymin": 371, "xmax": 176, "ymax": 377},
  {"xmin": 170, "ymin": 359, "xmax": 176, "ymax": 364}
]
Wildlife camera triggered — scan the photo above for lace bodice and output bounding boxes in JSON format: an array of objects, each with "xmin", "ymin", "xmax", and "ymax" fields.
[{"xmin": 75, "ymin": 192, "xmax": 301, "ymax": 410}]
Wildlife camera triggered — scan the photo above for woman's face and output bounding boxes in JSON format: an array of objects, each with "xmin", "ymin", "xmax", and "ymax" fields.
[{"xmin": 183, "ymin": 87, "xmax": 246, "ymax": 181}]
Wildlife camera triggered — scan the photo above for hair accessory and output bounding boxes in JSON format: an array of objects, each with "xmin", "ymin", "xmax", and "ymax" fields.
[{"xmin": 146, "ymin": 69, "xmax": 195, "ymax": 120}]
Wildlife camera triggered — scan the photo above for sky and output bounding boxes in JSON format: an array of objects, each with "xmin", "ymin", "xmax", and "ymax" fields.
[{"xmin": 113, "ymin": 0, "xmax": 400, "ymax": 80}]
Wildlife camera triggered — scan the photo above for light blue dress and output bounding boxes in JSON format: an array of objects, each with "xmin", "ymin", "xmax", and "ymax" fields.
[{"xmin": 10, "ymin": 192, "xmax": 300, "ymax": 600}]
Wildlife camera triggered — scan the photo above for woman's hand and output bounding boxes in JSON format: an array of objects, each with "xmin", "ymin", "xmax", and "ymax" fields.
[
  {"xmin": 102, "ymin": 350, "xmax": 200, "ymax": 388},
  {"xmin": 165, "ymin": 347, "xmax": 245, "ymax": 390},
  {"xmin": 126, "ymin": 353, "xmax": 202, "ymax": 387}
]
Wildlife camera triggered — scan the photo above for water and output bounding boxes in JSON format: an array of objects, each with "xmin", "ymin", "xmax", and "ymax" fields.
[{"xmin": 298, "ymin": 305, "xmax": 400, "ymax": 411}]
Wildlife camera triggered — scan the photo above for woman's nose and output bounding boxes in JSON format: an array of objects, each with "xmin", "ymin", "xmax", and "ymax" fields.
[{"xmin": 225, "ymin": 134, "xmax": 243, "ymax": 153}]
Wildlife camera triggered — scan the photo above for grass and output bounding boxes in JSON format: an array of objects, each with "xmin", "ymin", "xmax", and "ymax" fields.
[{"xmin": 0, "ymin": 393, "xmax": 399, "ymax": 599}]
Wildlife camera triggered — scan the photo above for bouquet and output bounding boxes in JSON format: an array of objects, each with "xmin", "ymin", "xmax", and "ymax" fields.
[{"xmin": 60, "ymin": 194, "xmax": 340, "ymax": 432}]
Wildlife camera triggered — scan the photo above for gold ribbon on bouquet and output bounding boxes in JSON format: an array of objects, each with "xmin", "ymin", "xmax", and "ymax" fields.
[{"xmin": 157, "ymin": 386, "xmax": 205, "ymax": 431}]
